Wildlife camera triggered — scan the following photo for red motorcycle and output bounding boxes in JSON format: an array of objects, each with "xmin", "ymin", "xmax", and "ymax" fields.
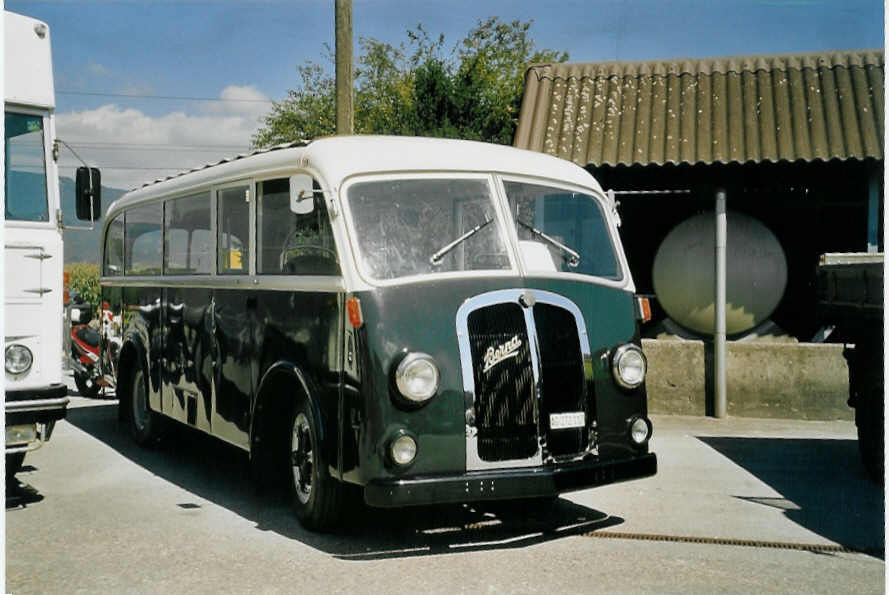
[{"xmin": 69, "ymin": 300, "xmax": 118, "ymax": 398}]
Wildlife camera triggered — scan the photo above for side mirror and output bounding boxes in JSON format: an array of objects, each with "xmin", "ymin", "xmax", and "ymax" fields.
[
  {"xmin": 289, "ymin": 174, "xmax": 316, "ymax": 215},
  {"xmin": 76, "ymin": 166, "xmax": 102, "ymax": 221}
]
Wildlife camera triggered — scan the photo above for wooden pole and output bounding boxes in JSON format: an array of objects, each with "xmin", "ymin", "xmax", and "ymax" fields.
[{"xmin": 335, "ymin": 0, "xmax": 353, "ymax": 135}]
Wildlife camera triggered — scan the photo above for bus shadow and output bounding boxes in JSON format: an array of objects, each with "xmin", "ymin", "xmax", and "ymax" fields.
[
  {"xmin": 65, "ymin": 404, "xmax": 624, "ymax": 559},
  {"xmin": 698, "ymin": 436, "xmax": 884, "ymax": 558}
]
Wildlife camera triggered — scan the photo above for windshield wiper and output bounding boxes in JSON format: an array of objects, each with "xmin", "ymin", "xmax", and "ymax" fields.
[
  {"xmin": 516, "ymin": 219, "xmax": 580, "ymax": 267},
  {"xmin": 430, "ymin": 215, "xmax": 494, "ymax": 266}
]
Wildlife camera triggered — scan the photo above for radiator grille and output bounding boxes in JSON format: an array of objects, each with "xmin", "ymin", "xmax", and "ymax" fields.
[
  {"xmin": 465, "ymin": 296, "xmax": 592, "ymax": 463},
  {"xmin": 534, "ymin": 303, "xmax": 590, "ymax": 456},
  {"xmin": 467, "ymin": 303, "xmax": 537, "ymax": 461}
]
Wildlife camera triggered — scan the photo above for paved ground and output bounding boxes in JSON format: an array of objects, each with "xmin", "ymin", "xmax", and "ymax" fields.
[{"xmin": 5, "ymin": 375, "xmax": 885, "ymax": 594}]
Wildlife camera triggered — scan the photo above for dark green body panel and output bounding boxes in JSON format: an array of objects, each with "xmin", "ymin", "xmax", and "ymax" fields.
[
  {"xmin": 349, "ymin": 275, "xmax": 644, "ymax": 484},
  {"xmin": 105, "ymin": 273, "xmax": 649, "ymax": 498}
]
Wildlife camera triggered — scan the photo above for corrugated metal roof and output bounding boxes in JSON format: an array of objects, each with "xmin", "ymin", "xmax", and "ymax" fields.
[{"xmin": 514, "ymin": 50, "xmax": 884, "ymax": 167}]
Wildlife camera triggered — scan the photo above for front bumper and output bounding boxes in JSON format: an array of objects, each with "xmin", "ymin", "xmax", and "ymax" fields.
[
  {"xmin": 365, "ymin": 452, "xmax": 657, "ymax": 508},
  {"xmin": 6, "ymin": 384, "xmax": 69, "ymax": 453}
]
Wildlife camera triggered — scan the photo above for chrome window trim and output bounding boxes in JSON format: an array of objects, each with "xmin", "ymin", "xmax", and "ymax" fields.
[
  {"xmin": 456, "ymin": 288, "xmax": 594, "ymax": 471},
  {"xmin": 100, "ymin": 274, "xmax": 346, "ymax": 293}
]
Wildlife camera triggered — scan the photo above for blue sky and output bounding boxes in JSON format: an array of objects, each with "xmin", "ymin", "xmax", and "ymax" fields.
[{"xmin": 6, "ymin": 0, "xmax": 884, "ymax": 189}]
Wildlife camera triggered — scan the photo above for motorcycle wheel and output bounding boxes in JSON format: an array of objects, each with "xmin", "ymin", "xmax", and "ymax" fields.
[{"xmin": 74, "ymin": 370, "xmax": 101, "ymax": 399}]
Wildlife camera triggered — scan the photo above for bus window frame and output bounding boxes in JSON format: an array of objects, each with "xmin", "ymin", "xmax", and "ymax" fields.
[{"xmin": 215, "ymin": 179, "xmax": 255, "ymax": 276}]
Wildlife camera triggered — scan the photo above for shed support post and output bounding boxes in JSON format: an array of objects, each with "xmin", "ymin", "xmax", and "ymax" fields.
[{"xmin": 714, "ymin": 188, "xmax": 727, "ymax": 419}]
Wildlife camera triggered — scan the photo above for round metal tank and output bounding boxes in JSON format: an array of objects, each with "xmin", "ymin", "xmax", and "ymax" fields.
[{"xmin": 652, "ymin": 211, "xmax": 787, "ymax": 336}]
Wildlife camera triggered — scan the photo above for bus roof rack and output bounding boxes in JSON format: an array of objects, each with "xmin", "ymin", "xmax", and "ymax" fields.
[{"xmin": 139, "ymin": 140, "xmax": 310, "ymax": 189}]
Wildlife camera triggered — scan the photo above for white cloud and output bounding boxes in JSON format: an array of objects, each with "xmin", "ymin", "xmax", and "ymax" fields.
[
  {"xmin": 87, "ymin": 62, "xmax": 111, "ymax": 77},
  {"xmin": 55, "ymin": 85, "xmax": 272, "ymax": 190}
]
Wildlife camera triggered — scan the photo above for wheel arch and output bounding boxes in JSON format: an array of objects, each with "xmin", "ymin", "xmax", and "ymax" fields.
[{"xmin": 250, "ymin": 362, "xmax": 328, "ymax": 461}]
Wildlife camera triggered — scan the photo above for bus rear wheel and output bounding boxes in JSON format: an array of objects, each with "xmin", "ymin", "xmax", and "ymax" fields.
[
  {"xmin": 129, "ymin": 366, "xmax": 161, "ymax": 446},
  {"xmin": 287, "ymin": 398, "xmax": 342, "ymax": 531}
]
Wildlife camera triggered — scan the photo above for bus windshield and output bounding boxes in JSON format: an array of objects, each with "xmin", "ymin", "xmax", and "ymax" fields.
[
  {"xmin": 347, "ymin": 177, "xmax": 511, "ymax": 281},
  {"xmin": 504, "ymin": 180, "xmax": 622, "ymax": 280},
  {"xmin": 4, "ymin": 111, "xmax": 49, "ymax": 222}
]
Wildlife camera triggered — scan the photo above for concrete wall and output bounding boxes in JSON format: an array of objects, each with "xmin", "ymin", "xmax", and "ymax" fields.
[{"xmin": 642, "ymin": 339, "xmax": 853, "ymax": 420}]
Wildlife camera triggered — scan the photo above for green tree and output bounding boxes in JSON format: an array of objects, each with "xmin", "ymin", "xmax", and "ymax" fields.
[
  {"xmin": 65, "ymin": 263, "xmax": 101, "ymax": 317},
  {"xmin": 252, "ymin": 18, "xmax": 567, "ymax": 148}
]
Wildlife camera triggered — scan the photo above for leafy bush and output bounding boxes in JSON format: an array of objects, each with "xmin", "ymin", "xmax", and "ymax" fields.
[{"xmin": 65, "ymin": 263, "xmax": 101, "ymax": 317}]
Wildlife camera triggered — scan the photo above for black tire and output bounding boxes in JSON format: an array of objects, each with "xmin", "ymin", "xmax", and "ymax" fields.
[
  {"xmin": 287, "ymin": 398, "xmax": 342, "ymax": 531},
  {"xmin": 6, "ymin": 452, "xmax": 26, "ymax": 482},
  {"xmin": 129, "ymin": 366, "xmax": 161, "ymax": 446},
  {"xmin": 74, "ymin": 370, "xmax": 101, "ymax": 399}
]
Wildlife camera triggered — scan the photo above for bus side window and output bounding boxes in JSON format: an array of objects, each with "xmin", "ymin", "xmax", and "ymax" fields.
[
  {"xmin": 217, "ymin": 185, "xmax": 250, "ymax": 275},
  {"xmin": 125, "ymin": 203, "xmax": 162, "ymax": 275},
  {"xmin": 164, "ymin": 192, "xmax": 212, "ymax": 275},
  {"xmin": 104, "ymin": 213, "xmax": 124, "ymax": 276},
  {"xmin": 257, "ymin": 177, "xmax": 340, "ymax": 276}
]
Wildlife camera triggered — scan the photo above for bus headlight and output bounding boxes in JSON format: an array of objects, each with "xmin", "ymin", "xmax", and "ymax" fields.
[
  {"xmin": 5, "ymin": 344, "xmax": 33, "ymax": 375},
  {"xmin": 612, "ymin": 344, "xmax": 646, "ymax": 389},
  {"xmin": 394, "ymin": 353, "xmax": 440, "ymax": 404}
]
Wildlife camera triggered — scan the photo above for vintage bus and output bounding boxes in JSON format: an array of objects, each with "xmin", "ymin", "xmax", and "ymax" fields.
[
  {"xmin": 4, "ymin": 11, "xmax": 100, "ymax": 479},
  {"xmin": 99, "ymin": 136, "xmax": 656, "ymax": 530}
]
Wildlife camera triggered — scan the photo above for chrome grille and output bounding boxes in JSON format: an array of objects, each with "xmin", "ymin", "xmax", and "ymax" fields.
[
  {"xmin": 457, "ymin": 289, "xmax": 594, "ymax": 470},
  {"xmin": 466, "ymin": 303, "xmax": 537, "ymax": 461}
]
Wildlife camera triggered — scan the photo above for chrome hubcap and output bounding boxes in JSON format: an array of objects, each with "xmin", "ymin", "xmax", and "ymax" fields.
[{"xmin": 291, "ymin": 413, "xmax": 313, "ymax": 504}]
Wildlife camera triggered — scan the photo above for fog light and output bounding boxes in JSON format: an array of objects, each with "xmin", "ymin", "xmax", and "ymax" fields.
[
  {"xmin": 390, "ymin": 434, "xmax": 417, "ymax": 466},
  {"xmin": 5, "ymin": 344, "xmax": 33, "ymax": 375},
  {"xmin": 6, "ymin": 424, "xmax": 37, "ymax": 446},
  {"xmin": 629, "ymin": 417, "xmax": 652, "ymax": 445},
  {"xmin": 612, "ymin": 344, "xmax": 646, "ymax": 389},
  {"xmin": 394, "ymin": 353, "xmax": 440, "ymax": 403}
]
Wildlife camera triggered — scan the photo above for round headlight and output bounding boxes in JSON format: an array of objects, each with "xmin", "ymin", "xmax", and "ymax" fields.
[
  {"xmin": 395, "ymin": 353, "xmax": 440, "ymax": 403},
  {"xmin": 612, "ymin": 344, "xmax": 647, "ymax": 389},
  {"xmin": 5, "ymin": 344, "xmax": 33, "ymax": 375},
  {"xmin": 629, "ymin": 417, "xmax": 652, "ymax": 445},
  {"xmin": 391, "ymin": 434, "xmax": 418, "ymax": 466}
]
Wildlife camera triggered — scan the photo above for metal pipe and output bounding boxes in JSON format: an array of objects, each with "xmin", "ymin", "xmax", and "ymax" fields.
[{"xmin": 714, "ymin": 189, "xmax": 727, "ymax": 418}]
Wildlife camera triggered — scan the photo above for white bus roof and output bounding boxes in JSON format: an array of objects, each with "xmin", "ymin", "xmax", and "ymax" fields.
[
  {"xmin": 113, "ymin": 136, "xmax": 604, "ymax": 212},
  {"xmin": 4, "ymin": 11, "xmax": 55, "ymax": 109}
]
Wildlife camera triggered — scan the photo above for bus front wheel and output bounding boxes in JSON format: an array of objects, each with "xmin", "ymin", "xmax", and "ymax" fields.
[{"xmin": 287, "ymin": 398, "xmax": 342, "ymax": 531}]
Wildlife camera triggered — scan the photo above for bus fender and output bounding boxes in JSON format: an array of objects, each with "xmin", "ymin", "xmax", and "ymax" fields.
[{"xmin": 251, "ymin": 362, "xmax": 327, "ymax": 459}]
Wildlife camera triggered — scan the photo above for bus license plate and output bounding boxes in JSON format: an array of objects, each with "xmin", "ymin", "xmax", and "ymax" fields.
[{"xmin": 549, "ymin": 412, "xmax": 585, "ymax": 430}]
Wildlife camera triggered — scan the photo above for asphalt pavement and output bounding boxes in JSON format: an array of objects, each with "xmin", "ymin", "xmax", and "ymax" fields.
[{"xmin": 5, "ymin": 375, "xmax": 885, "ymax": 594}]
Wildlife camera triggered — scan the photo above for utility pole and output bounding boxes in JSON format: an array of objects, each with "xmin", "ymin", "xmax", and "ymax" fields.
[{"xmin": 335, "ymin": 0, "xmax": 353, "ymax": 135}]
